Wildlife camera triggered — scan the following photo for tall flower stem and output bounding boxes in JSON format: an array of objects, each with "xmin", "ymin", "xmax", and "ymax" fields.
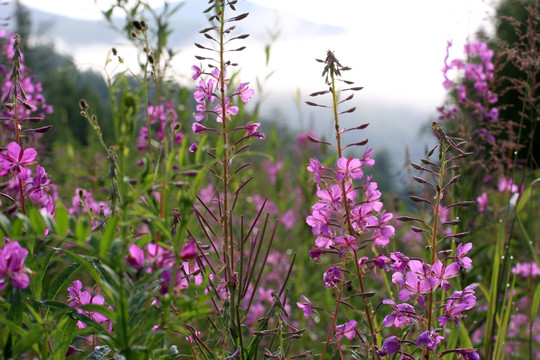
[
  {"xmin": 330, "ymin": 67, "xmax": 379, "ymax": 357},
  {"xmin": 217, "ymin": 2, "xmax": 241, "ymax": 352},
  {"xmin": 424, "ymin": 145, "xmax": 447, "ymax": 360}
]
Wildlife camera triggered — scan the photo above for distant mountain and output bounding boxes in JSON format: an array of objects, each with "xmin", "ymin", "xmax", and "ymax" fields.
[
  {"xmin": 0, "ymin": 1, "xmax": 345, "ymax": 48},
  {"xmin": 0, "ymin": 1, "xmax": 435, "ymax": 174}
]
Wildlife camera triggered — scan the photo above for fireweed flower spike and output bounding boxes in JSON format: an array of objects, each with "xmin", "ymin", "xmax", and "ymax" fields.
[
  {"xmin": 305, "ymin": 50, "xmax": 395, "ymax": 357},
  {"xmin": 383, "ymin": 124, "xmax": 477, "ymax": 358}
]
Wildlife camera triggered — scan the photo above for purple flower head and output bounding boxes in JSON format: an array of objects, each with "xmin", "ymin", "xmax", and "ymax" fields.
[
  {"xmin": 0, "ymin": 142, "xmax": 37, "ymax": 180},
  {"xmin": 454, "ymin": 348, "xmax": 480, "ymax": 360},
  {"xmin": 455, "ymin": 242, "xmax": 473, "ymax": 269},
  {"xmin": 431, "ymin": 260, "xmax": 460, "ymax": 291},
  {"xmin": 180, "ymin": 239, "xmax": 197, "ymax": 260},
  {"xmin": 336, "ymin": 157, "xmax": 364, "ymax": 182},
  {"xmin": 0, "ymin": 241, "xmax": 30, "ymax": 290},
  {"xmin": 399, "ymin": 269, "xmax": 433, "ymax": 308},
  {"xmin": 323, "ymin": 265, "xmax": 342, "ymax": 288},
  {"xmin": 28, "ymin": 165, "xmax": 52, "ymax": 204},
  {"xmin": 314, "ymin": 183, "xmax": 354, "ymax": 213},
  {"xmin": 214, "ymin": 98, "xmax": 239, "ymax": 123},
  {"xmin": 296, "ymin": 295, "xmax": 314, "ymax": 319},
  {"xmin": 126, "ymin": 244, "xmax": 145, "ymax": 270},
  {"xmin": 308, "ymin": 247, "xmax": 330, "ymax": 260},
  {"xmin": 438, "ymin": 284, "xmax": 477, "ymax": 326},
  {"xmin": 373, "ymin": 254, "xmax": 390, "ymax": 270},
  {"xmin": 362, "ymin": 148, "xmax": 375, "ymax": 167},
  {"xmin": 192, "ymin": 122, "xmax": 208, "ymax": 134},
  {"xmin": 243, "ymin": 122, "xmax": 265, "ymax": 139},
  {"xmin": 189, "ymin": 143, "xmax": 198, "ymax": 153},
  {"xmin": 382, "ymin": 299, "xmax": 417, "ymax": 328},
  {"xmin": 194, "ymin": 77, "xmax": 216, "ymax": 104},
  {"xmin": 191, "ymin": 65, "xmax": 202, "ymax": 80},
  {"xmin": 234, "ymin": 82, "xmax": 254, "ymax": 104},
  {"xmin": 67, "ymin": 280, "xmax": 112, "ymax": 329},
  {"xmin": 416, "ymin": 328, "xmax": 444, "ymax": 351},
  {"xmin": 334, "ymin": 235, "xmax": 358, "ymax": 253},
  {"xmin": 194, "ymin": 100, "xmax": 208, "ymax": 122},
  {"xmin": 476, "ymin": 191, "xmax": 488, "ymax": 212},
  {"xmin": 306, "ymin": 158, "xmax": 326, "ymax": 184},
  {"xmin": 306, "ymin": 209, "xmax": 330, "ymax": 237},
  {"xmin": 377, "ymin": 335, "xmax": 401, "ymax": 356},
  {"xmin": 390, "ymin": 252, "xmax": 410, "ymax": 273},
  {"xmin": 498, "ymin": 178, "xmax": 518, "ymax": 193},
  {"xmin": 511, "ymin": 262, "xmax": 540, "ymax": 278},
  {"xmin": 335, "ymin": 319, "xmax": 356, "ymax": 341}
]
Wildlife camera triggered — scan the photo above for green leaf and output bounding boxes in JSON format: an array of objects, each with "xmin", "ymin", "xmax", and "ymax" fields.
[
  {"xmin": 27, "ymin": 206, "xmax": 46, "ymax": 236},
  {"xmin": 79, "ymin": 304, "xmax": 115, "ymax": 322},
  {"xmin": 531, "ymin": 283, "xmax": 540, "ymax": 324},
  {"xmin": 13, "ymin": 328, "xmax": 45, "ymax": 355},
  {"xmin": 75, "ymin": 217, "xmax": 91, "ymax": 243},
  {"xmin": 100, "ymin": 216, "xmax": 119, "ymax": 258},
  {"xmin": 85, "ymin": 345, "xmax": 111, "ymax": 360},
  {"xmin": 61, "ymin": 249, "xmax": 114, "ymax": 299},
  {"xmin": 55, "ymin": 203, "xmax": 69, "ymax": 238},
  {"xmin": 52, "ymin": 316, "xmax": 78, "ymax": 360},
  {"xmin": 0, "ymin": 211, "xmax": 12, "ymax": 237},
  {"xmin": 47, "ymin": 262, "xmax": 80, "ymax": 300}
]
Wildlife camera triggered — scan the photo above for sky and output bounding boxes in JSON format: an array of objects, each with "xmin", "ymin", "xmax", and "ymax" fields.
[
  {"xmin": 16, "ymin": 0, "xmax": 498, "ymax": 108},
  {"xmin": 13, "ymin": 0, "xmax": 500, "ymax": 163}
]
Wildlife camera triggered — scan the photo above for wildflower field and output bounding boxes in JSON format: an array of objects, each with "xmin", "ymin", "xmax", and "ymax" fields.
[{"xmin": 0, "ymin": 0, "xmax": 539, "ymax": 359}]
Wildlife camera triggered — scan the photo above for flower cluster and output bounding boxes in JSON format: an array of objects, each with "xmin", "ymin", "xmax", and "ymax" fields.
[
  {"xmin": 441, "ymin": 40, "xmax": 498, "ymax": 124},
  {"xmin": 126, "ymin": 241, "xmax": 199, "ymax": 296},
  {"xmin": 306, "ymin": 149, "xmax": 395, "ymax": 257},
  {"xmin": 0, "ymin": 239, "xmax": 30, "ymax": 290},
  {"xmin": 136, "ymin": 100, "xmax": 183, "ymax": 152},
  {"xmin": 0, "ymin": 30, "xmax": 53, "ymax": 145},
  {"xmin": 0, "ymin": 142, "xmax": 57, "ymax": 214},
  {"xmin": 67, "ymin": 280, "xmax": 113, "ymax": 330}
]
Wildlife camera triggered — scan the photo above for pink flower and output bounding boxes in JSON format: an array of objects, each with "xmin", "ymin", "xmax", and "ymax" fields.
[
  {"xmin": 234, "ymin": 82, "xmax": 254, "ymax": 104},
  {"xmin": 180, "ymin": 239, "xmax": 197, "ymax": 260},
  {"xmin": 191, "ymin": 65, "xmax": 202, "ymax": 80},
  {"xmin": 0, "ymin": 240, "xmax": 30, "ymax": 290},
  {"xmin": 334, "ymin": 235, "xmax": 358, "ymax": 252},
  {"xmin": 377, "ymin": 336, "xmax": 401, "ymax": 356},
  {"xmin": 192, "ymin": 122, "xmax": 208, "ymax": 134},
  {"xmin": 28, "ymin": 165, "xmax": 51, "ymax": 204},
  {"xmin": 498, "ymin": 178, "xmax": 518, "ymax": 193},
  {"xmin": 512, "ymin": 262, "xmax": 540, "ymax": 277},
  {"xmin": 67, "ymin": 280, "xmax": 112, "ymax": 329},
  {"xmin": 214, "ymin": 98, "xmax": 239, "ymax": 123},
  {"xmin": 0, "ymin": 142, "xmax": 37, "ymax": 180},
  {"xmin": 306, "ymin": 158, "xmax": 325, "ymax": 184},
  {"xmin": 335, "ymin": 320, "xmax": 357, "ymax": 340},
  {"xmin": 189, "ymin": 143, "xmax": 198, "ymax": 153},
  {"xmin": 416, "ymin": 328, "xmax": 444, "ymax": 351},
  {"xmin": 336, "ymin": 157, "xmax": 363, "ymax": 182},
  {"xmin": 296, "ymin": 295, "xmax": 314, "ymax": 318},
  {"xmin": 476, "ymin": 191, "xmax": 488, "ymax": 212},
  {"xmin": 243, "ymin": 122, "xmax": 264, "ymax": 139},
  {"xmin": 455, "ymin": 242, "xmax": 472, "ymax": 269}
]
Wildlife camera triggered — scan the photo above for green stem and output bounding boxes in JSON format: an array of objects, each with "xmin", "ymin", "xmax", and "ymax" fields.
[{"xmin": 424, "ymin": 146, "xmax": 446, "ymax": 360}]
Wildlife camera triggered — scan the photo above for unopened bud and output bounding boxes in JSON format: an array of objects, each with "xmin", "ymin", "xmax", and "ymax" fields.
[
  {"xmin": 79, "ymin": 99, "xmax": 89, "ymax": 110},
  {"xmin": 132, "ymin": 20, "xmax": 143, "ymax": 31}
]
